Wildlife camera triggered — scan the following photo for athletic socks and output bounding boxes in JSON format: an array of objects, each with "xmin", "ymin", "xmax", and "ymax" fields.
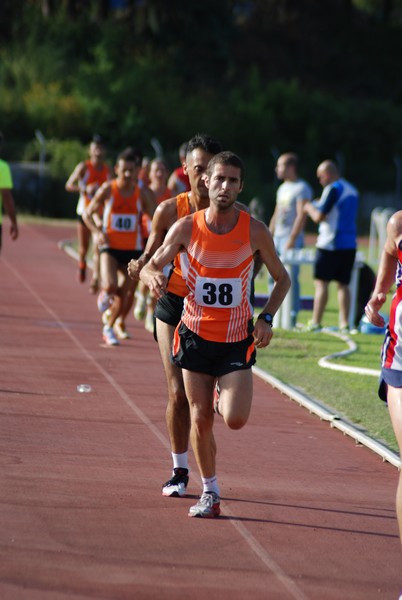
[
  {"xmin": 172, "ymin": 451, "xmax": 188, "ymax": 471},
  {"xmin": 202, "ymin": 475, "xmax": 220, "ymax": 496}
]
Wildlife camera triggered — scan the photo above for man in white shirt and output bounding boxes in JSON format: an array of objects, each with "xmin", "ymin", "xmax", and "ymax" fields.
[{"xmin": 269, "ymin": 153, "xmax": 312, "ymax": 326}]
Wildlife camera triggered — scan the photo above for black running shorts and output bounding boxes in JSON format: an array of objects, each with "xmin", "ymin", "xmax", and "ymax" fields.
[
  {"xmin": 172, "ymin": 322, "xmax": 256, "ymax": 377},
  {"xmin": 154, "ymin": 291, "xmax": 184, "ymax": 327},
  {"xmin": 100, "ymin": 247, "xmax": 142, "ymax": 268},
  {"xmin": 314, "ymin": 248, "xmax": 356, "ymax": 285}
]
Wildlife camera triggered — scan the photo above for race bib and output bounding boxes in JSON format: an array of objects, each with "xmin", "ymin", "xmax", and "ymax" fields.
[
  {"xmin": 111, "ymin": 213, "xmax": 136, "ymax": 232},
  {"xmin": 194, "ymin": 277, "xmax": 242, "ymax": 308}
]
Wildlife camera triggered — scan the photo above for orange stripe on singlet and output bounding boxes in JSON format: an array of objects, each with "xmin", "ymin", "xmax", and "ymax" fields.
[{"xmin": 182, "ymin": 209, "xmax": 254, "ymax": 343}]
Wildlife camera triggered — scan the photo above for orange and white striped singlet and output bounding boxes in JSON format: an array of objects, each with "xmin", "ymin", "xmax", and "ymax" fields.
[
  {"xmin": 76, "ymin": 160, "xmax": 111, "ymax": 215},
  {"xmin": 102, "ymin": 180, "xmax": 143, "ymax": 251},
  {"xmin": 166, "ymin": 192, "xmax": 191, "ymax": 298},
  {"xmin": 182, "ymin": 209, "xmax": 254, "ymax": 343}
]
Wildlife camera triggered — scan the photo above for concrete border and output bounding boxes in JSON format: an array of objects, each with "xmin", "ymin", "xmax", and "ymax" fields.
[
  {"xmin": 59, "ymin": 237, "xmax": 401, "ymax": 470},
  {"xmin": 252, "ymin": 366, "xmax": 401, "ymax": 469}
]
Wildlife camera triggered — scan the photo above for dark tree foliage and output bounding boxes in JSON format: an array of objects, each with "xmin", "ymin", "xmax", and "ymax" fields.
[{"xmin": 2, "ymin": 0, "xmax": 402, "ymax": 218}]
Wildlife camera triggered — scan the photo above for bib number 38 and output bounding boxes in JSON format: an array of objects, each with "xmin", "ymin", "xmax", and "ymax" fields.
[{"xmin": 195, "ymin": 277, "xmax": 242, "ymax": 308}]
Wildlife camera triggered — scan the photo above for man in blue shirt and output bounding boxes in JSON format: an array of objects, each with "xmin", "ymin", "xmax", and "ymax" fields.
[{"xmin": 304, "ymin": 160, "xmax": 359, "ymax": 331}]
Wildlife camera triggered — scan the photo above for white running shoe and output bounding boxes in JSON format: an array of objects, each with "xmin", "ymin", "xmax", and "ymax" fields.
[
  {"xmin": 97, "ymin": 291, "xmax": 113, "ymax": 314},
  {"xmin": 145, "ymin": 311, "xmax": 154, "ymax": 333},
  {"xmin": 162, "ymin": 468, "xmax": 189, "ymax": 497},
  {"xmin": 102, "ymin": 325, "xmax": 119, "ymax": 346},
  {"xmin": 133, "ymin": 292, "xmax": 146, "ymax": 320},
  {"xmin": 102, "ymin": 308, "xmax": 112, "ymax": 326},
  {"xmin": 114, "ymin": 320, "xmax": 131, "ymax": 340},
  {"xmin": 188, "ymin": 492, "xmax": 221, "ymax": 518}
]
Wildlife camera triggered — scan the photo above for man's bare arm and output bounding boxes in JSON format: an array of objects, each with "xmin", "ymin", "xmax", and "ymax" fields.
[
  {"xmin": 365, "ymin": 211, "xmax": 402, "ymax": 327},
  {"xmin": 251, "ymin": 218, "xmax": 291, "ymax": 317},
  {"xmin": 2, "ymin": 189, "xmax": 18, "ymax": 240},
  {"xmin": 285, "ymin": 199, "xmax": 307, "ymax": 250},
  {"xmin": 139, "ymin": 216, "xmax": 192, "ymax": 296},
  {"xmin": 82, "ymin": 183, "xmax": 110, "ymax": 246},
  {"xmin": 65, "ymin": 161, "xmax": 86, "ymax": 193},
  {"xmin": 128, "ymin": 197, "xmax": 178, "ymax": 280}
]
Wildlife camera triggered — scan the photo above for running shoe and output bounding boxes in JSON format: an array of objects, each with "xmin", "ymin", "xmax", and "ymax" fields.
[
  {"xmin": 77, "ymin": 261, "xmax": 86, "ymax": 283},
  {"xmin": 102, "ymin": 308, "xmax": 112, "ymax": 326},
  {"xmin": 102, "ymin": 325, "xmax": 119, "ymax": 346},
  {"xmin": 97, "ymin": 290, "xmax": 113, "ymax": 314},
  {"xmin": 133, "ymin": 292, "xmax": 146, "ymax": 320},
  {"xmin": 188, "ymin": 492, "xmax": 221, "ymax": 518},
  {"xmin": 114, "ymin": 320, "xmax": 131, "ymax": 340},
  {"xmin": 213, "ymin": 382, "xmax": 221, "ymax": 415},
  {"xmin": 145, "ymin": 311, "xmax": 154, "ymax": 333},
  {"xmin": 306, "ymin": 320, "xmax": 321, "ymax": 332},
  {"xmin": 162, "ymin": 467, "xmax": 189, "ymax": 497}
]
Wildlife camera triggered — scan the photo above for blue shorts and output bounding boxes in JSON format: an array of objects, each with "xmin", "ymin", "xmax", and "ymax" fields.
[{"xmin": 378, "ymin": 367, "xmax": 402, "ymax": 403}]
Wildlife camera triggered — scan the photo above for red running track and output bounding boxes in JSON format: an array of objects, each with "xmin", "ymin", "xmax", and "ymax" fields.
[{"xmin": 0, "ymin": 222, "xmax": 401, "ymax": 600}]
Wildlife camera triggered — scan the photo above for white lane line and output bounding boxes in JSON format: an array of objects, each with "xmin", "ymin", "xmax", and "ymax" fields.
[
  {"xmin": 223, "ymin": 504, "xmax": 310, "ymax": 600},
  {"xmin": 2, "ymin": 251, "xmax": 309, "ymax": 599},
  {"xmin": 2, "ymin": 255, "xmax": 170, "ymax": 450}
]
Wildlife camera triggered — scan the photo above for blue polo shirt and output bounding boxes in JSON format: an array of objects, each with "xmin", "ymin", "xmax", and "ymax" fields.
[{"xmin": 314, "ymin": 178, "xmax": 358, "ymax": 250}]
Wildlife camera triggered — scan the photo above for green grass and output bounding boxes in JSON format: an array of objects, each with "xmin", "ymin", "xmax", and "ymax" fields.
[
  {"xmin": 254, "ymin": 261, "xmax": 399, "ymax": 454},
  {"xmin": 27, "ymin": 219, "xmax": 398, "ymax": 455}
]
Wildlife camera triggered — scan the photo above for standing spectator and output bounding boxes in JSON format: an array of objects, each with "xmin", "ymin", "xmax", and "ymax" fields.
[
  {"xmin": 140, "ymin": 151, "xmax": 290, "ymax": 518},
  {"xmin": 304, "ymin": 160, "xmax": 359, "ymax": 332},
  {"xmin": 0, "ymin": 132, "xmax": 18, "ymax": 252},
  {"xmin": 83, "ymin": 147, "xmax": 156, "ymax": 345},
  {"xmin": 167, "ymin": 142, "xmax": 190, "ymax": 195},
  {"xmin": 65, "ymin": 135, "xmax": 111, "ymax": 293},
  {"xmin": 364, "ymin": 210, "xmax": 402, "ymax": 564},
  {"xmin": 269, "ymin": 152, "xmax": 312, "ymax": 326}
]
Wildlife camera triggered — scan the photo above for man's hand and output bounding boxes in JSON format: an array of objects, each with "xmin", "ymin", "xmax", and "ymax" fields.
[
  {"xmin": 365, "ymin": 293, "xmax": 387, "ymax": 328},
  {"xmin": 127, "ymin": 259, "xmax": 142, "ymax": 281},
  {"xmin": 9, "ymin": 222, "xmax": 18, "ymax": 241},
  {"xmin": 141, "ymin": 271, "xmax": 168, "ymax": 299},
  {"xmin": 253, "ymin": 319, "xmax": 274, "ymax": 349}
]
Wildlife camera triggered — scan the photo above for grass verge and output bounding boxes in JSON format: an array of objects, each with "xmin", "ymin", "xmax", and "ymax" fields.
[
  {"xmin": 254, "ymin": 265, "xmax": 398, "ymax": 454},
  {"xmin": 29, "ymin": 222, "xmax": 398, "ymax": 456}
]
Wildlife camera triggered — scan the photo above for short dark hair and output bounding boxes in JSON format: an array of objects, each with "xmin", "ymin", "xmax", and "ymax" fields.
[
  {"xmin": 281, "ymin": 152, "xmax": 299, "ymax": 170},
  {"xmin": 117, "ymin": 146, "xmax": 143, "ymax": 166},
  {"xmin": 207, "ymin": 151, "xmax": 245, "ymax": 183},
  {"xmin": 92, "ymin": 134, "xmax": 104, "ymax": 145},
  {"xmin": 186, "ymin": 134, "xmax": 222, "ymax": 157}
]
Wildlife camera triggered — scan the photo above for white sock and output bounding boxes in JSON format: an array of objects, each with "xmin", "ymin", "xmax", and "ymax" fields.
[
  {"xmin": 172, "ymin": 452, "xmax": 188, "ymax": 471},
  {"xmin": 202, "ymin": 475, "xmax": 220, "ymax": 496}
]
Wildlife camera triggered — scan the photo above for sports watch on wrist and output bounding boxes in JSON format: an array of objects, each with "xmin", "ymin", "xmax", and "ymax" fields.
[{"xmin": 257, "ymin": 312, "xmax": 273, "ymax": 326}]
